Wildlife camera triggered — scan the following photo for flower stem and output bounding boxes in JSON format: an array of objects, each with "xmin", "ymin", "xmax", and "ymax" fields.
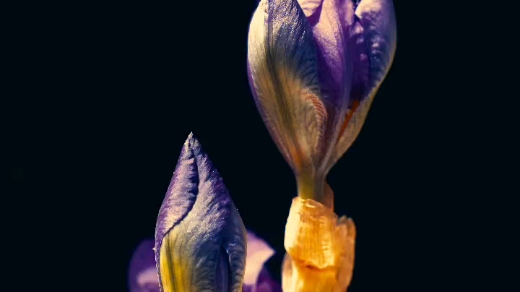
[{"xmin": 296, "ymin": 174, "xmax": 333, "ymax": 209}]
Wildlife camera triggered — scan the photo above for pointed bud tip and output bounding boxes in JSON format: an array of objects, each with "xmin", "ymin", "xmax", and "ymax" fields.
[
  {"xmin": 187, "ymin": 131, "xmax": 195, "ymax": 141},
  {"xmin": 184, "ymin": 131, "xmax": 198, "ymax": 150}
]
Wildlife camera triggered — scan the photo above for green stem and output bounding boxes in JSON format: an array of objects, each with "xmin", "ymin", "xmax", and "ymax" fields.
[{"xmin": 296, "ymin": 173, "xmax": 327, "ymax": 206}]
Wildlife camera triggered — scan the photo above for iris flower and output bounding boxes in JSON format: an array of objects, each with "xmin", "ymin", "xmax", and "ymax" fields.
[
  {"xmin": 247, "ymin": 0, "xmax": 396, "ymax": 290},
  {"xmin": 128, "ymin": 134, "xmax": 281, "ymax": 292},
  {"xmin": 247, "ymin": 0, "xmax": 396, "ymax": 204}
]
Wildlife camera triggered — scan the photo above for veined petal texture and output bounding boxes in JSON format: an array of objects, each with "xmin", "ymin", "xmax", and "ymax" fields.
[{"xmin": 248, "ymin": 0, "xmax": 327, "ymax": 176}]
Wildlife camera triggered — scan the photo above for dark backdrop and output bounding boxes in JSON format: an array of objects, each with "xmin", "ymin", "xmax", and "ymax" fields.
[{"xmin": 9, "ymin": 1, "xmax": 450, "ymax": 291}]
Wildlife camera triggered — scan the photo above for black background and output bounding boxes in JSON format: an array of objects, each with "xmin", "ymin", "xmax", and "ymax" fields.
[{"xmin": 8, "ymin": 0, "xmax": 469, "ymax": 291}]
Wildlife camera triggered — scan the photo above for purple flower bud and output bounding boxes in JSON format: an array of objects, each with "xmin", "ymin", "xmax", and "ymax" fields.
[
  {"xmin": 247, "ymin": 0, "xmax": 396, "ymax": 182},
  {"xmin": 154, "ymin": 133, "xmax": 247, "ymax": 292}
]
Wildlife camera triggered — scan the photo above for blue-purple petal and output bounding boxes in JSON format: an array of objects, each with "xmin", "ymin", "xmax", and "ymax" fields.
[
  {"xmin": 128, "ymin": 240, "xmax": 159, "ymax": 292},
  {"xmin": 348, "ymin": 18, "xmax": 370, "ymax": 104},
  {"xmin": 243, "ymin": 231, "xmax": 275, "ymax": 287},
  {"xmin": 304, "ymin": 0, "xmax": 352, "ymax": 110},
  {"xmin": 327, "ymin": 0, "xmax": 397, "ymax": 169},
  {"xmin": 302, "ymin": 0, "xmax": 358, "ymax": 167},
  {"xmin": 243, "ymin": 268, "xmax": 282, "ymax": 292},
  {"xmin": 355, "ymin": 0, "xmax": 397, "ymax": 95}
]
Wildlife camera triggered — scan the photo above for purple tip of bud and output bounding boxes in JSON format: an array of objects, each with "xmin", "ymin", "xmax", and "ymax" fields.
[{"xmin": 154, "ymin": 132, "xmax": 203, "ymax": 261}]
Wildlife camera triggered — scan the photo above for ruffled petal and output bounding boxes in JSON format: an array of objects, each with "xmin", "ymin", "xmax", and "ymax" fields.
[
  {"xmin": 300, "ymin": 0, "xmax": 356, "ymax": 169},
  {"xmin": 355, "ymin": 0, "xmax": 397, "ymax": 95},
  {"xmin": 128, "ymin": 239, "xmax": 160, "ymax": 292},
  {"xmin": 328, "ymin": 0, "xmax": 397, "ymax": 169},
  {"xmin": 244, "ymin": 231, "xmax": 275, "ymax": 287}
]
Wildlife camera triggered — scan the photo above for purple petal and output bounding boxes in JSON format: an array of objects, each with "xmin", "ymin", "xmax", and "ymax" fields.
[
  {"xmin": 257, "ymin": 268, "xmax": 282, "ymax": 292},
  {"xmin": 326, "ymin": 0, "xmax": 397, "ymax": 169},
  {"xmin": 242, "ymin": 231, "xmax": 283, "ymax": 292},
  {"xmin": 128, "ymin": 239, "xmax": 159, "ymax": 292},
  {"xmin": 298, "ymin": 0, "xmax": 356, "ymax": 162},
  {"xmin": 355, "ymin": 0, "xmax": 397, "ymax": 95},
  {"xmin": 247, "ymin": 0, "xmax": 327, "ymax": 176},
  {"xmin": 244, "ymin": 231, "xmax": 275, "ymax": 287},
  {"xmin": 243, "ymin": 268, "xmax": 282, "ymax": 292},
  {"xmin": 154, "ymin": 133, "xmax": 199, "ymax": 258},
  {"xmin": 154, "ymin": 133, "xmax": 247, "ymax": 292},
  {"xmin": 303, "ymin": 0, "xmax": 353, "ymax": 108},
  {"xmin": 348, "ymin": 18, "xmax": 370, "ymax": 104},
  {"xmin": 255, "ymin": 280, "xmax": 282, "ymax": 292},
  {"xmin": 344, "ymin": 0, "xmax": 396, "ymax": 105}
]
